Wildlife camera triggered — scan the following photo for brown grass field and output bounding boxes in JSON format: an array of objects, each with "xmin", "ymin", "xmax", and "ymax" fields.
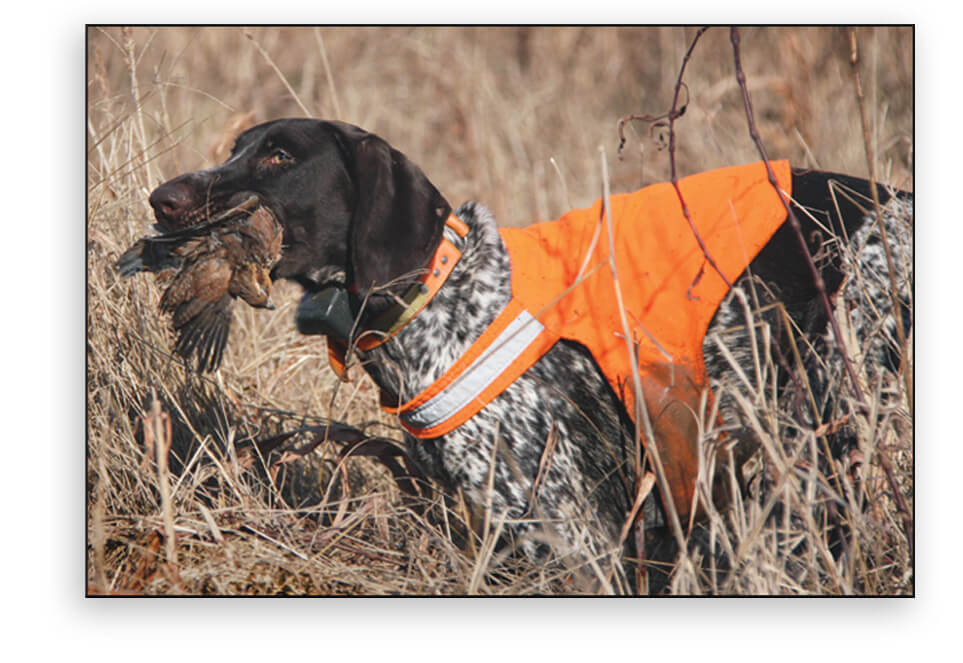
[{"xmin": 86, "ymin": 25, "xmax": 913, "ymax": 596}]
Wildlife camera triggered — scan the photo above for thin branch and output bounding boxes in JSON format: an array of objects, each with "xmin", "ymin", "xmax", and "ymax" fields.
[
  {"xmin": 847, "ymin": 29, "xmax": 914, "ymax": 560},
  {"xmin": 729, "ymin": 26, "xmax": 866, "ymax": 409},
  {"xmin": 848, "ymin": 29, "xmax": 912, "ymax": 415},
  {"xmin": 618, "ymin": 27, "xmax": 732, "ymax": 291},
  {"xmin": 314, "ymin": 28, "xmax": 343, "ymax": 118},
  {"xmin": 245, "ymin": 29, "xmax": 314, "ymax": 118},
  {"xmin": 599, "ymin": 146, "xmax": 688, "ymax": 557}
]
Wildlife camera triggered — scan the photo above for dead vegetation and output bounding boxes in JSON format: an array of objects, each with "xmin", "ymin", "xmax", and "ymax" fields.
[{"xmin": 86, "ymin": 26, "xmax": 912, "ymax": 595}]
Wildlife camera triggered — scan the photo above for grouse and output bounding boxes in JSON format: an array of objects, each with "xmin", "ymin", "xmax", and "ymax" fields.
[{"xmin": 117, "ymin": 200, "xmax": 283, "ymax": 372}]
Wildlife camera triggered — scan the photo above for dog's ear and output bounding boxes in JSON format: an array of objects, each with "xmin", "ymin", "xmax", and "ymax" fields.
[{"xmin": 327, "ymin": 122, "xmax": 451, "ymax": 300}]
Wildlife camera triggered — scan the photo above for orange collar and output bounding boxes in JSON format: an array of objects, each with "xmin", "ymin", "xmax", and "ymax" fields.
[{"xmin": 329, "ymin": 214, "xmax": 469, "ymax": 370}]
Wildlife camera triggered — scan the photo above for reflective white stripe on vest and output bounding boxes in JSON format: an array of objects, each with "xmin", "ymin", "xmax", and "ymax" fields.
[{"xmin": 401, "ymin": 310, "xmax": 545, "ymax": 431}]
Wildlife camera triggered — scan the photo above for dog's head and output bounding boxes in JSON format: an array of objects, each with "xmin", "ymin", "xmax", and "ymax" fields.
[{"xmin": 149, "ymin": 119, "xmax": 451, "ymax": 310}]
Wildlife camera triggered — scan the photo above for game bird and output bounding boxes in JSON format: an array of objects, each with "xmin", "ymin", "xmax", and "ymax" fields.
[{"xmin": 117, "ymin": 201, "xmax": 283, "ymax": 372}]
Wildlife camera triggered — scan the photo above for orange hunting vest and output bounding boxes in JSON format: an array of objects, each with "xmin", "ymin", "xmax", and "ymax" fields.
[{"xmin": 337, "ymin": 161, "xmax": 792, "ymax": 517}]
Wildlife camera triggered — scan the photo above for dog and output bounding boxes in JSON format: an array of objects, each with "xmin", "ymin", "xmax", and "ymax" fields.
[{"xmin": 146, "ymin": 118, "xmax": 913, "ymax": 591}]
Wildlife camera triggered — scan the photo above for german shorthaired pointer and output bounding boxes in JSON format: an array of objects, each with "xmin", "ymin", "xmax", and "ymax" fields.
[{"xmin": 147, "ymin": 118, "xmax": 913, "ymax": 591}]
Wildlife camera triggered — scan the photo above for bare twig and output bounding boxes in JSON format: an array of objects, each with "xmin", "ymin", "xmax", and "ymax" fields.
[
  {"xmin": 241, "ymin": 524, "xmax": 310, "ymax": 561},
  {"xmin": 729, "ymin": 26, "xmax": 866, "ymax": 409},
  {"xmin": 144, "ymin": 390, "xmax": 178, "ymax": 576},
  {"xmin": 124, "ymin": 27, "xmax": 155, "ymax": 187},
  {"xmin": 245, "ymin": 29, "xmax": 313, "ymax": 117},
  {"xmin": 314, "ymin": 28, "xmax": 343, "ymax": 118},
  {"xmin": 732, "ymin": 27, "xmax": 916, "ymax": 572},
  {"xmin": 619, "ymin": 27, "xmax": 732, "ymax": 291},
  {"xmin": 599, "ymin": 146, "xmax": 688, "ymax": 556},
  {"xmin": 848, "ymin": 29, "xmax": 914, "ymax": 561},
  {"xmin": 848, "ymin": 29, "xmax": 912, "ymax": 414},
  {"xmin": 618, "ymin": 471, "xmax": 656, "ymax": 548}
]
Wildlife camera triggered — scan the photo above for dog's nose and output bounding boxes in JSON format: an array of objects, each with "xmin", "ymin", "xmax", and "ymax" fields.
[{"xmin": 149, "ymin": 179, "xmax": 197, "ymax": 230}]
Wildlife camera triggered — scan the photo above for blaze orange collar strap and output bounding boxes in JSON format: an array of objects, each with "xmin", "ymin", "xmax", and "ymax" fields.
[{"xmin": 328, "ymin": 214, "xmax": 469, "ymax": 374}]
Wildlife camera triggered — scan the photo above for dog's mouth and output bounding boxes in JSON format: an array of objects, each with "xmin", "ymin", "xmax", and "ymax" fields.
[
  {"xmin": 148, "ymin": 190, "xmax": 350, "ymax": 300},
  {"xmin": 165, "ymin": 193, "xmax": 346, "ymax": 296},
  {"xmin": 151, "ymin": 192, "xmax": 265, "ymax": 234},
  {"xmin": 154, "ymin": 194, "xmax": 266, "ymax": 237}
]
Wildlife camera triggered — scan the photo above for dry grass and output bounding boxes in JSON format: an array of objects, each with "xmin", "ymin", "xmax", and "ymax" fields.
[{"xmin": 86, "ymin": 25, "xmax": 912, "ymax": 595}]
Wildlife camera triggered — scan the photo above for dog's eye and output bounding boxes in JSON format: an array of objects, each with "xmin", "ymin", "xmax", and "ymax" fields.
[{"xmin": 265, "ymin": 148, "xmax": 293, "ymax": 166}]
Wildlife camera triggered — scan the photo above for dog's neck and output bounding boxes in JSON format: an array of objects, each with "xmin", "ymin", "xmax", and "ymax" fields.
[
  {"xmin": 351, "ymin": 214, "xmax": 469, "ymax": 349},
  {"xmin": 354, "ymin": 202, "xmax": 513, "ymax": 404}
]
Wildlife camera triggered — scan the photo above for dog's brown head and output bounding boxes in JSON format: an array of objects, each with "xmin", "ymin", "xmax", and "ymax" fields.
[{"xmin": 149, "ymin": 119, "xmax": 452, "ymax": 315}]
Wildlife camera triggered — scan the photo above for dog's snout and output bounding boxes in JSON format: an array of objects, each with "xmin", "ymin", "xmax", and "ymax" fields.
[{"xmin": 149, "ymin": 178, "xmax": 200, "ymax": 230}]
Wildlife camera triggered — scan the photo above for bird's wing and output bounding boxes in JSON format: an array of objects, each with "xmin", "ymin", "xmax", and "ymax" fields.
[
  {"xmin": 160, "ymin": 256, "xmax": 232, "ymax": 320},
  {"xmin": 116, "ymin": 238, "xmax": 182, "ymax": 277},
  {"xmin": 117, "ymin": 234, "xmax": 211, "ymax": 277},
  {"xmin": 172, "ymin": 294, "xmax": 234, "ymax": 372}
]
